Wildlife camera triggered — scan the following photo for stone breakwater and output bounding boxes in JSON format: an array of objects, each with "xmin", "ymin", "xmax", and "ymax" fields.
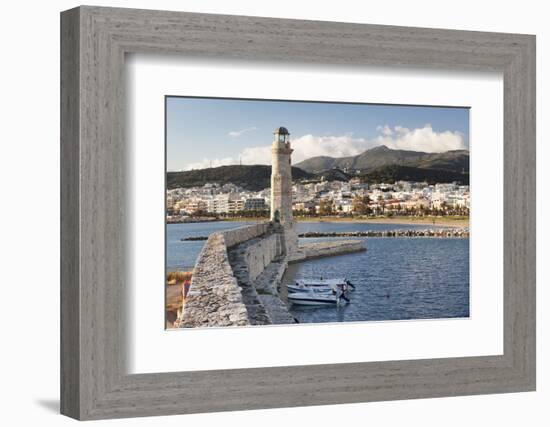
[
  {"xmin": 176, "ymin": 223, "xmax": 271, "ymax": 328},
  {"xmin": 167, "ymin": 216, "xmax": 219, "ymax": 224},
  {"xmin": 181, "ymin": 236, "xmax": 208, "ymax": 241},
  {"xmin": 175, "ymin": 232, "xmax": 250, "ymax": 328},
  {"xmin": 298, "ymin": 228, "xmax": 469, "ymax": 238},
  {"xmin": 182, "ymin": 228, "xmax": 469, "ymax": 242},
  {"xmin": 289, "ymin": 240, "xmax": 366, "ymax": 263},
  {"xmin": 176, "ymin": 222, "xmax": 366, "ymax": 328},
  {"xmin": 228, "ymin": 235, "xmax": 296, "ymax": 325}
]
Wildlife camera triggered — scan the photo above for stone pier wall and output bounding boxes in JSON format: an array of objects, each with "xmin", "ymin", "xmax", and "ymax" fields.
[
  {"xmin": 177, "ymin": 223, "xmax": 277, "ymax": 328},
  {"xmin": 288, "ymin": 240, "xmax": 366, "ymax": 263},
  {"xmin": 241, "ymin": 233, "xmax": 283, "ymax": 281},
  {"xmin": 222, "ymin": 223, "xmax": 270, "ymax": 247}
]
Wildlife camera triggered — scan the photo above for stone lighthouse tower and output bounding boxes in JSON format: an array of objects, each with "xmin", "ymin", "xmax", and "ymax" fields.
[{"xmin": 270, "ymin": 127, "xmax": 298, "ymax": 255}]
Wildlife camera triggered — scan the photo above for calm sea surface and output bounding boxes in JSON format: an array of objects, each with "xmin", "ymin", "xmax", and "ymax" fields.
[{"xmin": 167, "ymin": 221, "xmax": 470, "ymax": 322}]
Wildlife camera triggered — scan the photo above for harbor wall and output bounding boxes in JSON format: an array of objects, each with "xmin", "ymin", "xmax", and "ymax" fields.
[
  {"xmin": 222, "ymin": 222, "xmax": 270, "ymax": 247},
  {"xmin": 177, "ymin": 223, "xmax": 279, "ymax": 328},
  {"xmin": 221, "ymin": 222, "xmax": 283, "ymax": 282},
  {"xmin": 241, "ymin": 233, "xmax": 283, "ymax": 281},
  {"xmin": 288, "ymin": 240, "xmax": 366, "ymax": 263}
]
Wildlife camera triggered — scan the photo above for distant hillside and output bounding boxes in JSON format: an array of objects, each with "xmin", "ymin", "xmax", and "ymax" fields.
[
  {"xmin": 167, "ymin": 165, "xmax": 313, "ymax": 191},
  {"xmin": 294, "ymin": 145, "xmax": 469, "ymax": 174},
  {"xmin": 168, "ymin": 146, "xmax": 470, "ymax": 190},
  {"xmin": 315, "ymin": 168, "xmax": 351, "ymax": 182},
  {"xmin": 360, "ymin": 165, "xmax": 469, "ymax": 185},
  {"xmin": 413, "ymin": 149, "xmax": 470, "ymax": 172},
  {"xmin": 293, "ymin": 156, "xmax": 340, "ymax": 173}
]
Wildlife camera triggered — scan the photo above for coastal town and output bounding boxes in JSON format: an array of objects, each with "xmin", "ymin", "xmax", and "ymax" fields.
[{"xmin": 166, "ymin": 177, "xmax": 470, "ymax": 222}]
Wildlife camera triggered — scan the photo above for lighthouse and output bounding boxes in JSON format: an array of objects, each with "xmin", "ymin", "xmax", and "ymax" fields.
[{"xmin": 270, "ymin": 127, "xmax": 298, "ymax": 255}]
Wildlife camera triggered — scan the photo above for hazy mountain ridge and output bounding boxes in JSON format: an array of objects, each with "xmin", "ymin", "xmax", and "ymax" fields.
[
  {"xmin": 167, "ymin": 164, "xmax": 314, "ymax": 191},
  {"xmin": 294, "ymin": 145, "xmax": 469, "ymax": 174},
  {"xmin": 167, "ymin": 146, "xmax": 470, "ymax": 190},
  {"xmin": 359, "ymin": 164, "xmax": 469, "ymax": 185}
]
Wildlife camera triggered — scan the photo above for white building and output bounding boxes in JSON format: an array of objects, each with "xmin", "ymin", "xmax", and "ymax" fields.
[{"xmin": 244, "ymin": 198, "xmax": 267, "ymax": 211}]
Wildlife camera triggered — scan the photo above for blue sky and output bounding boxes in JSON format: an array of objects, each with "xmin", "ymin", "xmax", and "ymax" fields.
[{"xmin": 166, "ymin": 97, "xmax": 469, "ymax": 171}]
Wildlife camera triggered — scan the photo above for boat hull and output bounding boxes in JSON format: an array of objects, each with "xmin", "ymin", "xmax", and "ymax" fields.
[
  {"xmin": 288, "ymin": 298, "xmax": 337, "ymax": 306},
  {"xmin": 297, "ymin": 278, "xmax": 347, "ymax": 287},
  {"xmin": 287, "ymin": 294, "xmax": 347, "ymax": 306},
  {"xmin": 287, "ymin": 284, "xmax": 334, "ymax": 294}
]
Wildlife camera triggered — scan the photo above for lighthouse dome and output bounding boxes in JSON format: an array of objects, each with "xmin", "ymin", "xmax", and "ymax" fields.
[{"xmin": 273, "ymin": 126, "xmax": 289, "ymax": 135}]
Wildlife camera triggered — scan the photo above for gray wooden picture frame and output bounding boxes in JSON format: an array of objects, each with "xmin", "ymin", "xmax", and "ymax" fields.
[{"xmin": 60, "ymin": 5, "xmax": 536, "ymax": 420}]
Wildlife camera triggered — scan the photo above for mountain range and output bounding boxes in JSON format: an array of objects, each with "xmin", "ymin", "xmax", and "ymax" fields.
[
  {"xmin": 167, "ymin": 146, "xmax": 470, "ymax": 191},
  {"xmin": 294, "ymin": 145, "xmax": 469, "ymax": 174}
]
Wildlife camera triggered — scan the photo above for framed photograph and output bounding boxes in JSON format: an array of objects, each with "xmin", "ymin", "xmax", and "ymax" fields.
[{"xmin": 61, "ymin": 6, "xmax": 536, "ymax": 420}]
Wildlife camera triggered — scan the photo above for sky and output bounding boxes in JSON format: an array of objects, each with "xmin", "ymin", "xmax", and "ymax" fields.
[{"xmin": 166, "ymin": 97, "xmax": 470, "ymax": 171}]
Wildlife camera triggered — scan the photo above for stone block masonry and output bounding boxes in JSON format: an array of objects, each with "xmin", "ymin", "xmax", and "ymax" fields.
[
  {"xmin": 222, "ymin": 222, "xmax": 270, "ymax": 248},
  {"xmin": 176, "ymin": 231, "xmax": 251, "ymax": 328},
  {"xmin": 229, "ymin": 236, "xmax": 296, "ymax": 325},
  {"xmin": 240, "ymin": 233, "xmax": 283, "ymax": 282},
  {"xmin": 177, "ymin": 223, "xmax": 279, "ymax": 328}
]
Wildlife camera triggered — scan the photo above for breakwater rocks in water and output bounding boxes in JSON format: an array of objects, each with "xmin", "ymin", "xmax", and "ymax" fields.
[
  {"xmin": 181, "ymin": 228, "xmax": 470, "ymax": 241},
  {"xmin": 298, "ymin": 228, "xmax": 469, "ymax": 238},
  {"xmin": 167, "ymin": 216, "xmax": 219, "ymax": 224}
]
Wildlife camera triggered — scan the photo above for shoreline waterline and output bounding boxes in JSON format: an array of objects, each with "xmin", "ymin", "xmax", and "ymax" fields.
[{"xmin": 187, "ymin": 216, "xmax": 469, "ymax": 228}]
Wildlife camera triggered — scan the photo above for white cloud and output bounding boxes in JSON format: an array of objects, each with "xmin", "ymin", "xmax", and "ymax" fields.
[
  {"xmin": 290, "ymin": 134, "xmax": 373, "ymax": 162},
  {"xmin": 376, "ymin": 125, "xmax": 393, "ymax": 137},
  {"xmin": 375, "ymin": 124, "xmax": 466, "ymax": 153},
  {"xmin": 239, "ymin": 134, "xmax": 375, "ymax": 165},
  {"xmin": 182, "ymin": 124, "xmax": 467, "ymax": 169},
  {"xmin": 227, "ymin": 127, "xmax": 257, "ymax": 137},
  {"xmin": 240, "ymin": 146, "xmax": 272, "ymax": 165}
]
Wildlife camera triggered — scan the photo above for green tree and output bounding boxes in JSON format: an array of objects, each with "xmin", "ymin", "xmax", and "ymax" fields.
[
  {"xmin": 319, "ymin": 199, "xmax": 334, "ymax": 216},
  {"xmin": 352, "ymin": 195, "xmax": 371, "ymax": 215}
]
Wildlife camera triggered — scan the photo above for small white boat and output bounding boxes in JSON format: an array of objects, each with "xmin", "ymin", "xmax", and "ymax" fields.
[
  {"xmin": 287, "ymin": 283, "xmax": 335, "ymax": 293},
  {"xmin": 289, "ymin": 278, "xmax": 355, "ymax": 293},
  {"xmin": 287, "ymin": 290, "xmax": 350, "ymax": 306},
  {"xmin": 297, "ymin": 277, "xmax": 347, "ymax": 287}
]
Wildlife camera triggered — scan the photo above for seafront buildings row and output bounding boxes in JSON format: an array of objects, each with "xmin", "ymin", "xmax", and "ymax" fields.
[{"xmin": 167, "ymin": 178, "xmax": 470, "ymax": 220}]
